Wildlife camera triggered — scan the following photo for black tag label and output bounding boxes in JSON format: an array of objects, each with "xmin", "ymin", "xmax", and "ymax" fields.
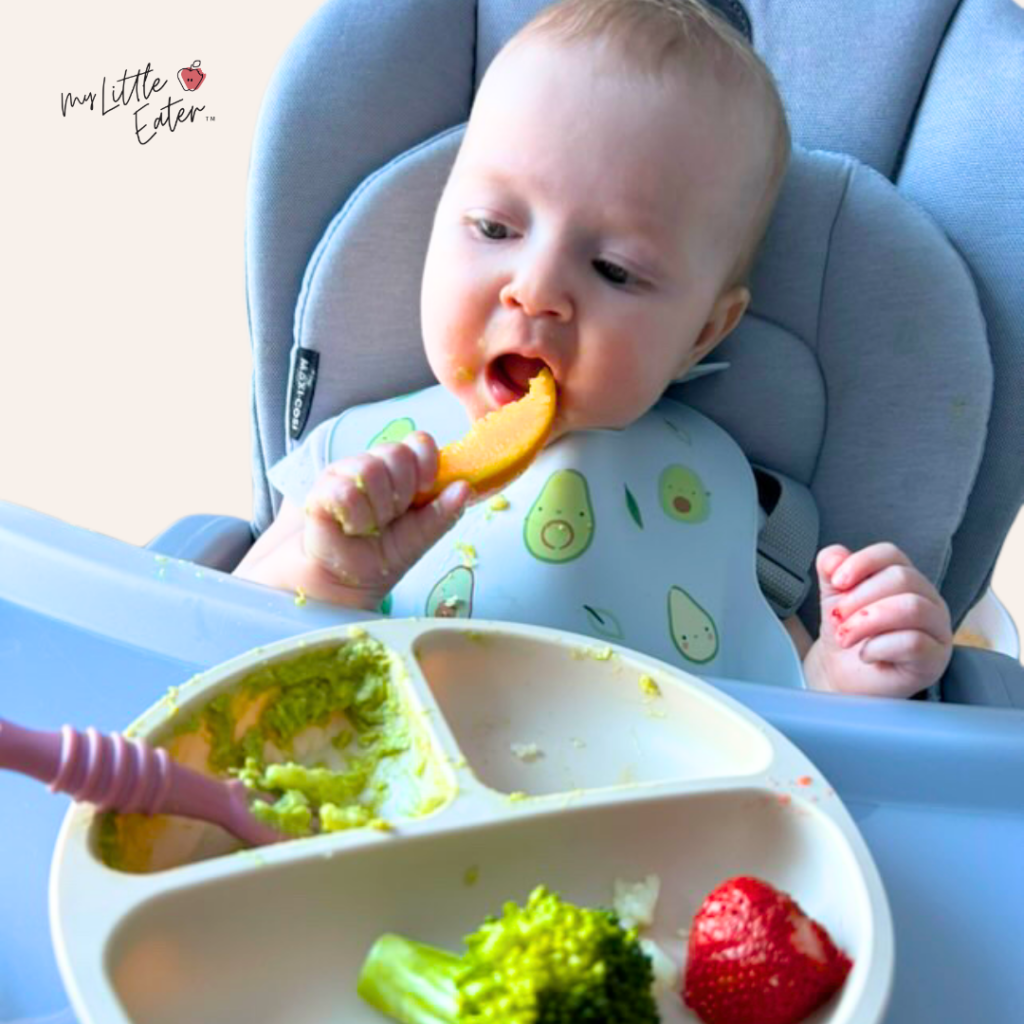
[{"xmin": 288, "ymin": 347, "xmax": 319, "ymax": 439}]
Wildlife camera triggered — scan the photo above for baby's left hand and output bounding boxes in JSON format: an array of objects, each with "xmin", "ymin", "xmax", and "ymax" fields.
[{"xmin": 806, "ymin": 543, "xmax": 953, "ymax": 698}]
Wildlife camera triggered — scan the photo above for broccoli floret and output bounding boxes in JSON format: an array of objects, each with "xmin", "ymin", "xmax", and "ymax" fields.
[{"xmin": 357, "ymin": 885, "xmax": 660, "ymax": 1023}]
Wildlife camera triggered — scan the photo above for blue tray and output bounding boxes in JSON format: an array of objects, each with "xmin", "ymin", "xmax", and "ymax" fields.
[{"xmin": 2, "ymin": 503, "xmax": 1022, "ymax": 1023}]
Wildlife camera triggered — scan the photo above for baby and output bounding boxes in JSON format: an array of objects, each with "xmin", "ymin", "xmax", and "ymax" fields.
[{"xmin": 236, "ymin": 0, "xmax": 953, "ymax": 698}]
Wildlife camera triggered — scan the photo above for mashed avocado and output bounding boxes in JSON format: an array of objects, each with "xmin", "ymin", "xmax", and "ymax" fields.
[{"xmin": 99, "ymin": 635, "xmax": 453, "ymax": 870}]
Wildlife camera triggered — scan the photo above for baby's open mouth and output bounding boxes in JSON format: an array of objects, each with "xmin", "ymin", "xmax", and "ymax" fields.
[{"xmin": 487, "ymin": 354, "xmax": 551, "ymax": 405}]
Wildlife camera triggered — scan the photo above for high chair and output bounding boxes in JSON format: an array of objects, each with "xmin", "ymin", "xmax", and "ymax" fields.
[
  {"xmin": 155, "ymin": 0, "xmax": 1023, "ymax": 705},
  {"xmin": 2, "ymin": 7, "xmax": 1024, "ymax": 1021}
]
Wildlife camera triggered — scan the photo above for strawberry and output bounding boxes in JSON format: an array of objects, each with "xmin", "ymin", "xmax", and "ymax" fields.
[{"xmin": 683, "ymin": 876, "xmax": 853, "ymax": 1024}]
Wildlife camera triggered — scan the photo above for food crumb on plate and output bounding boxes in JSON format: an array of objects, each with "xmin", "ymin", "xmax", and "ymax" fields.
[
  {"xmin": 613, "ymin": 874, "xmax": 661, "ymax": 930},
  {"xmin": 159, "ymin": 686, "xmax": 181, "ymax": 718},
  {"xmin": 640, "ymin": 937, "xmax": 679, "ymax": 993},
  {"xmin": 510, "ymin": 742, "xmax": 543, "ymax": 762},
  {"xmin": 570, "ymin": 644, "xmax": 615, "ymax": 661},
  {"xmin": 639, "ymin": 674, "xmax": 662, "ymax": 698}
]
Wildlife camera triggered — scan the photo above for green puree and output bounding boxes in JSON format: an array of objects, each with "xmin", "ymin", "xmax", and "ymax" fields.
[
  {"xmin": 215, "ymin": 636, "xmax": 447, "ymax": 837},
  {"xmin": 102, "ymin": 634, "xmax": 451, "ymax": 867}
]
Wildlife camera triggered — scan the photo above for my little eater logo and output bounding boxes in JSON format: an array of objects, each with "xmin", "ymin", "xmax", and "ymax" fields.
[
  {"xmin": 177, "ymin": 60, "xmax": 206, "ymax": 91},
  {"xmin": 60, "ymin": 60, "xmax": 210, "ymax": 145}
]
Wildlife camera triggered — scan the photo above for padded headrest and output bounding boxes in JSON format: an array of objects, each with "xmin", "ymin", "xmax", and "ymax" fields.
[{"xmin": 286, "ymin": 128, "xmax": 990, "ymax": 632}]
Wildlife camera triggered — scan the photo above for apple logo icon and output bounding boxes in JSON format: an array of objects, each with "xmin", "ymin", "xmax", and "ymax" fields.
[{"xmin": 177, "ymin": 60, "xmax": 206, "ymax": 91}]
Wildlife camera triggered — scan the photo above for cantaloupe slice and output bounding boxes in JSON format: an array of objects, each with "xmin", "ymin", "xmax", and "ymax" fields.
[{"xmin": 413, "ymin": 368, "xmax": 557, "ymax": 506}]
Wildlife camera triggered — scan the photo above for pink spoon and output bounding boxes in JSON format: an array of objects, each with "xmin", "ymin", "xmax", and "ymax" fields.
[{"xmin": 0, "ymin": 717, "xmax": 285, "ymax": 847}]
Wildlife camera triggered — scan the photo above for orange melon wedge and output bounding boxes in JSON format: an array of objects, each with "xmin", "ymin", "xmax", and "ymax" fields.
[{"xmin": 413, "ymin": 368, "xmax": 557, "ymax": 506}]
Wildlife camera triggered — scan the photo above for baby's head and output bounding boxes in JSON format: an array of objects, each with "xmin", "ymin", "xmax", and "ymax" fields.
[{"xmin": 421, "ymin": 0, "xmax": 790, "ymax": 439}]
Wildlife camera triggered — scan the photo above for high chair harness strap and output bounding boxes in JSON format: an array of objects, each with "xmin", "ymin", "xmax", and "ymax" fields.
[{"xmin": 753, "ymin": 465, "xmax": 819, "ymax": 620}]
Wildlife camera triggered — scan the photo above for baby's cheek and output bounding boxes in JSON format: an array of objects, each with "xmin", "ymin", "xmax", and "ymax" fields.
[
  {"xmin": 602, "ymin": 372, "xmax": 668, "ymax": 428},
  {"xmin": 439, "ymin": 366, "xmax": 489, "ymax": 422}
]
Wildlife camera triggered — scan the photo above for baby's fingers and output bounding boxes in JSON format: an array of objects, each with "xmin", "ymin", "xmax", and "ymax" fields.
[
  {"xmin": 834, "ymin": 592, "xmax": 952, "ymax": 651},
  {"xmin": 379, "ymin": 482, "xmax": 471, "ymax": 575},
  {"xmin": 306, "ymin": 460, "xmax": 377, "ymax": 536},
  {"xmin": 827, "ymin": 562, "xmax": 941, "ymax": 628},
  {"xmin": 858, "ymin": 630, "xmax": 948, "ymax": 666},
  {"xmin": 395, "ymin": 432, "xmax": 442, "ymax": 507},
  {"xmin": 827, "ymin": 542, "xmax": 911, "ymax": 592},
  {"xmin": 310, "ymin": 435, "xmax": 438, "ymax": 536},
  {"xmin": 351, "ymin": 443, "xmax": 423, "ymax": 529},
  {"xmin": 858, "ymin": 629, "xmax": 953, "ymax": 692}
]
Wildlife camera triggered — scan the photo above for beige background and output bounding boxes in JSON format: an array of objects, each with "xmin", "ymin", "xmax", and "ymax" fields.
[
  {"xmin": 1, "ymin": 0, "xmax": 325, "ymax": 540},
  {"xmin": 1, "ymin": 0, "xmax": 1021, "ymax": 650}
]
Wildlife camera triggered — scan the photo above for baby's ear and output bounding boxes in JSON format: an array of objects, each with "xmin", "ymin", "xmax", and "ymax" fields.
[{"xmin": 693, "ymin": 285, "xmax": 750, "ymax": 360}]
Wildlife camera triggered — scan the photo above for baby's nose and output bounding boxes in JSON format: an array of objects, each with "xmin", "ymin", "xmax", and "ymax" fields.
[{"xmin": 500, "ymin": 272, "xmax": 573, "ymax": 322}]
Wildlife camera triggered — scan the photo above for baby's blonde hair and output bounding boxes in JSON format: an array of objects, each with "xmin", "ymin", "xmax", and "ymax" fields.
[{"xmin": 513, "ymin": 0, "xmax": 791, "ymax": 286}]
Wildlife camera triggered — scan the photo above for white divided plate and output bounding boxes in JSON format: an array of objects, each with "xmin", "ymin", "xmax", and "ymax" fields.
[{"xmin": 50, "ymin": 619, "xmax": 894, "ymax": 1024}]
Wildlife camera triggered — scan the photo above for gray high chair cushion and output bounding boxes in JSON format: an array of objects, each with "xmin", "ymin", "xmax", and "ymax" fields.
[
  {"xmin": 245, "ymin": 0, "xmax": 477, "ymax": 528},
  {"xmin": 246, "ymin": 0, "xmax": 1020, "ymax": 640},
  {"xmin": 746, "ymin": 0, "xmax": 1024, "ymax": 636}
]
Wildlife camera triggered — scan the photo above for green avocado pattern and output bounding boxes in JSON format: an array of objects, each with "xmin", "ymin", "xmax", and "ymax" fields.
[
  {"xmin": 583, "ymin": 605, "xmax": 624, "ymax": 640},
  {"xmin": 662, "ymin": 417, "xmax": 692, "ymax": 445},
  {"xmin": 425, "ymin": 565, "xmax": 475, "ymax": 618},
  {"xmin": 667, "ymin": 585, "xmax": 719, "ymax": 664},
  {"xmin": 367, "ymin": 417, "xmax": 416, "ymax": 449},
  {"xmin": 523, "ymin": 469, "xmax": 595, "ymax": 563},
  {"xmin": 624, "ymin": 485, "xmax": 644, "ymax": 529},
  {"xmin": 659, "ymin": 464, "xmax": 709, "ymax": 523}
]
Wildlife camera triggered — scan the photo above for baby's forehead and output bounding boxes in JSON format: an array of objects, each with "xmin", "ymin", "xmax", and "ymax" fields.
[
  {"xmin": 466, "ymin": 41, "xmax": 764, "ymax": 197},
  {"xmin": 480, "ymin": 36, "xmax": 764, "ymax": 150}
]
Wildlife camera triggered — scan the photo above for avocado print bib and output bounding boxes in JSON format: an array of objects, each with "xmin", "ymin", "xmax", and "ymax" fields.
[{"xmin": 326, "ymin": 386, "xmax": 804, "ymax": 688}]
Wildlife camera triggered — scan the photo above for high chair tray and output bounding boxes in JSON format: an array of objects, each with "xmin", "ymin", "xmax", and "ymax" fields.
[{"xmin": 1, "ymin": 501, "xmax": 1023, "ymax": 1024}]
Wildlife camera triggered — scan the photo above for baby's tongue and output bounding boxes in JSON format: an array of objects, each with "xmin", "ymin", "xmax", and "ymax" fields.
[{"xmin": 500, "ymin": 354, "xmax": 548, "ymax": 395}]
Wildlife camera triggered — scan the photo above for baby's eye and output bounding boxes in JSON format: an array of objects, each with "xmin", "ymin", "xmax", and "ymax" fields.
[
  {"xmin": 593, "ymin": 258, "xmax": 633, "ymax": 287},
  {"xmin": 474, "ymin": 218, "xmax": 512, "ymax": 241}
]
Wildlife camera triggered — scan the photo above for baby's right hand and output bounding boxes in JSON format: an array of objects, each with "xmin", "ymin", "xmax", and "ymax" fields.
[{"xmin": 302, "ymin": 432, "xmax": 471, "ymax": 609}]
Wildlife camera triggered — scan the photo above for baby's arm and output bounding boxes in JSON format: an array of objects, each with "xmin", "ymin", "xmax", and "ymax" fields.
[
  {"xmin": 234, "ymin": 432, "xmax": 470, "ymax": 609},
  {"xmin": 797, "ymin": 543, "xmax": 953, "ymax": 698},
  {"xmin": 783, "ymin": 614, "xmax": 813, "ymax": 660}
]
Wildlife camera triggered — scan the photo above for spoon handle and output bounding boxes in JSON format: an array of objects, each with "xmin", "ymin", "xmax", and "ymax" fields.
[{"xmin": 0, "ymin": 717, "xmax": 282, "ymax": 846}]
